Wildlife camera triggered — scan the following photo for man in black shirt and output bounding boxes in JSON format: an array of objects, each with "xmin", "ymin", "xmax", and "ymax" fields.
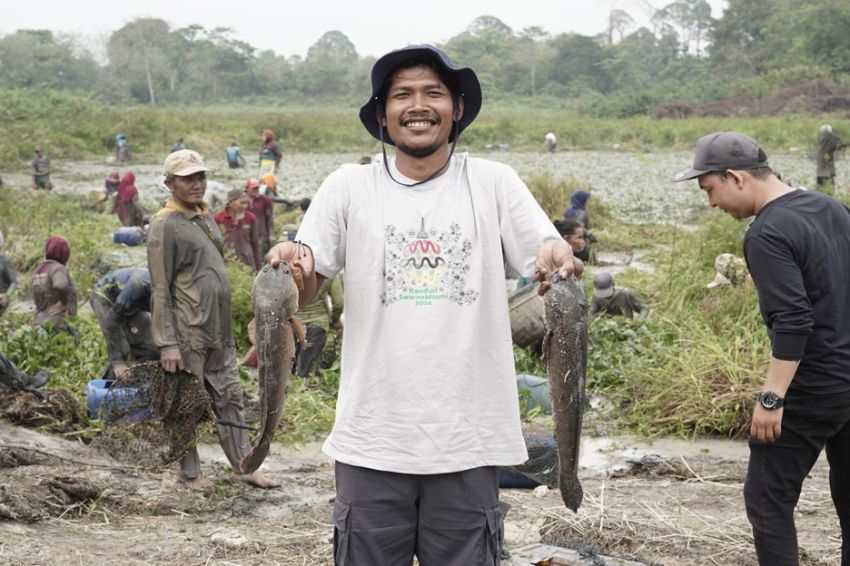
[{"xmin": 674, "ymin": 131, "xmax": 850, "ymax": 566}]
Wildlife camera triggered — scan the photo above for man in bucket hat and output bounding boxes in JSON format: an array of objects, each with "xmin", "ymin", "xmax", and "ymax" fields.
[
  {"xmin": 148, "ymin": 149, "xmax": 278, "ymax": 492},
  {"xmin": 674, "ymin": 132, "xmax": 850, "ymax": 566},
  {"xmin": 266, "ymin": 45, "xmax": 578, "ymax": 565}
]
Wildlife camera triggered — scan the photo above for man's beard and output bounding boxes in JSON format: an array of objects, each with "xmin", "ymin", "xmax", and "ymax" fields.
[{"xmin": 395, "ymin": 140, "xmax": 445, "ymax": 158}]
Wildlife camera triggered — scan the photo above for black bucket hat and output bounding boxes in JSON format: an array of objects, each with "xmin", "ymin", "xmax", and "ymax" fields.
[{"xmin": 359, "ymin": 44, "xmax": 482, "ymax": 145}]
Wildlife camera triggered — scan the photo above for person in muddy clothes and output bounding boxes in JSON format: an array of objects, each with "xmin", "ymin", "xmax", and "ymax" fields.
[
  {"xmin": 115, "ymin": 133, "xmax": 131, "ymax": 162},
  {"xmin": 260, "ymin": 171, "xmax": 279, "ymax": 198},
  {"xmin": 114, "ymin": 171, "xmax": 147, "ymax": 228},
  {"xmin": 148, "ymin": 149, "xmax": 277, "ymax": 491},
  {"xmin": 31, "ymin": 236, "xmax": 77, "ymax": 330},
  {"xmin": 815, "ymin": 124, "xmax": 845, "ymax": 192},
  {"xmin": 265, "ymin": 44, "xmax": 577, "ymax": 566},
  {"xmin": 544, "ymin": 131, "xmax": 557, "ymax": 153},
  {"xmin": 170, "ymin": 137, "xmax": 186, "ymax": 153},
  {"xmin": 706, "ymin": 252, "xmax": 752, "ymax": 289},
  {"xmin": 245, "ymin": 178, "xmax": 276, "ymax": 258},
  {"xmin": 259, "ymin": 129, "xmax": 282, "ymax": 175},
  {"xmin": 554, "ymin": 219, "xmax": 590, "ymax": 263},
  {"xmin": 0, "ymin": 230, "xmax": 18, "ymax": 315},
  {"xmin": 104, "ymin": 171, "xmax": 120, "ymax": 197},
  {"xmin": 674, "ymin": 131, "xmax": 850, "ymax": 566},
  {"xmin": 90, "ymin": 268, "xmax": 158, "ymax": 380},
  {"xmin": 225, "ymin": 140, "xmax": 246, "ymax": 169},
  {"xmin": 563, "ymin": 189, "xmax": 591, "ymax": 228},
  {"xmin": 293, "ymin": 276, "xmax": 343, "ymax": 378},
  {"xmin": 31, "ymin": 146, "xmax": 52, "ymax": 190},
  {"xmin": 0, "ymin": 352, "xmax": 49, "ymax": 395},
  {"xmin": 590, "ymin": 272, "xmax": 649, "ymax": 320},
  {"xmin": 214, "ymin": 188, "xmax": 262, "ymax": 271}
]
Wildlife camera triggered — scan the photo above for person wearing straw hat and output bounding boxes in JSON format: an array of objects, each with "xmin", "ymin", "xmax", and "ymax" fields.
[
  {"xmin": 674, "ymin": 131, "xmax": 850, "ymax": 566},
  {"xmin": 265, "ymin": 44, "xmax": 578, "ymax": 565},
  {"xmin": 148, "ymin": 149, "xmax": 277, "ymax": 491}
]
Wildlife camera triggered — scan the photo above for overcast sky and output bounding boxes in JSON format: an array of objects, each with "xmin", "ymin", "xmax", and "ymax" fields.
[{"xmin": 2, "ymin": 0, "xmax": 726, "ymax": 60}]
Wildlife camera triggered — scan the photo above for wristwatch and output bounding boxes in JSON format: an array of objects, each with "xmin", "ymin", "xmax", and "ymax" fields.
[{"xmin": 757, "ymin": 391, "xmax": 785, "ymax": 410}]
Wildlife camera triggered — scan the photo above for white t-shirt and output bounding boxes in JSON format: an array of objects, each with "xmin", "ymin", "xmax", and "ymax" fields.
[{"xmin": 297, "ymin": 153, "xmax": 561, "ymax": 474}]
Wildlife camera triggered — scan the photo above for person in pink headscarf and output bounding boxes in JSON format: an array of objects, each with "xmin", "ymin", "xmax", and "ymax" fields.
[
  {"xmin": 114, "ymin": 171, "xmax": 146, "ymax": 227},
  {"xmin": 31, "ymin": 236, "xmax": 78, "ymax": 330}
]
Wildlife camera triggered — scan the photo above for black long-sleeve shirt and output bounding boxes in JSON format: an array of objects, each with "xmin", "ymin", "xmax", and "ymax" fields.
[{"xmin": 744, "ymin": 189, "xmax": 850, "ymax": 394}]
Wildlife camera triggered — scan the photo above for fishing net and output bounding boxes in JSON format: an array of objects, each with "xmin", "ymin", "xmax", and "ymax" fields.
[
  {"xmin": 503, "ymin": 428, "xmax": 560, "ymax": 488},
  {"xmin": 94, "ymin": 361, "xmax": 211, "ymax": 467}
]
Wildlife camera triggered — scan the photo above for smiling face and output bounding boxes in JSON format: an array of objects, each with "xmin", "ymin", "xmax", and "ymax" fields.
[
  {"xmin": 229, "ymin": 195, "xmax": 251, "ymax": 216},
  {"xmin": 382, "ymin": 64, "xmax": 463, "ymax": 159},
  {"xmin": 165, "ymin": 172, "xmax": 207, "ymax": 210},
  {"xmin": 697, "ymin": 171, "xmax": 755, "ymax": 220}
]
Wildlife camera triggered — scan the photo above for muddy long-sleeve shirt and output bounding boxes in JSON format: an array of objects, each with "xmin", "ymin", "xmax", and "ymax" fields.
[
  {"xmin": 147, "ymin": 198, "xmax": 234, "ymax": 353},
  {"xmin": 249, "ymin": 194, "xmax": 275, "ymax": 245},
  {"xmin": 93, "ymin": 268, "xmax": 152, "ymax": 363},
  {"xmin": 32, "ymin": 260, "xmax": 77, "ymax": 327}
]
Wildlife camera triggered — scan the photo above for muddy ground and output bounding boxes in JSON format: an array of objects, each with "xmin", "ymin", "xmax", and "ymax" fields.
[{"xmin": 0, "ymin": 418, "xmax": 842, "ymax": 566}]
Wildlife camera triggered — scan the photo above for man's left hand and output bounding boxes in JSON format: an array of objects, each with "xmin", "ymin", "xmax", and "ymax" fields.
[
  {"xmin": 534, "ymin": 240, "xmax": 583, "ymax": 294},
  {"xmin": 751, "ymin": 405, "xmax": 783, "ymax": 442}
]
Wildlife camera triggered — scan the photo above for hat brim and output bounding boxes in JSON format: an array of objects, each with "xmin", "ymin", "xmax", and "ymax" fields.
[
  {"xmin": 359, "ymin": 46, "xmax": 482, "ymax": 146},
  {"xmin": 169, "ymin": 164, "xmax": 210, "ymax": 177},
  {"xmin": 672, "ymin": 167, "xmax": 709, "ymax": 182}
]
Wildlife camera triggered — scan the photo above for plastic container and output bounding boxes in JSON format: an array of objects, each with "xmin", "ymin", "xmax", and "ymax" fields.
[
  {"xmin": 86, "ymin": 379, "xmax": 145, "ymax": 421},
  {"xmin": 113, "ymin": 226, "xmax": 145, "ymax": 246}
]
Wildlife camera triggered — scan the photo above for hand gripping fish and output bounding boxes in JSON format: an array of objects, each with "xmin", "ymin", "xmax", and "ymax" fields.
[
  {"xmin": 542, "ymin": 274, "xmax": 588, "ymax": 513},
  {"xmin": 240, "ymin": 262, "xmax": 302, "ymax": 474}
]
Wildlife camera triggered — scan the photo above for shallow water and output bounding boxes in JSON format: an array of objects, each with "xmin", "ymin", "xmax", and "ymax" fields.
[{"xmin": 6, "ymin": 149, "xmax": 841, "ymax": 224}]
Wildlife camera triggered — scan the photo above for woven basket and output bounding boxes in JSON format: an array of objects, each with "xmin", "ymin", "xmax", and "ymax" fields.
[{"xmin": 508, "ymin": 283, "xmax": 545, "ymax": 347}]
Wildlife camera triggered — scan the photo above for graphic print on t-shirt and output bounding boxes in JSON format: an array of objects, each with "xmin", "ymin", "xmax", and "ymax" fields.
[{"xmin": 382, "ymin": 218, "xmax": 479, "ymax": 307}]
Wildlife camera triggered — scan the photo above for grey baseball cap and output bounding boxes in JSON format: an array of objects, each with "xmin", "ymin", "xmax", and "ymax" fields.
[
  {"xmin": 673, "ymin": 131, "xmax": 769, "ymax": 182},
  {"xmin": 593, "ymin": 272, "xmax": 615, "ymax": 299}
]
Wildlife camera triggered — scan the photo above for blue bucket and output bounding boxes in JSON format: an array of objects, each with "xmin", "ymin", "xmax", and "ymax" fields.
[{"xmin": 86, "ymin": 379, "xmax": 146, "ymax": 421}]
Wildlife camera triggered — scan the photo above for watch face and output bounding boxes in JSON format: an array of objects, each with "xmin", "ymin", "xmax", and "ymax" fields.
[{"xmin": 760, "ymin": 391, "xmax": 779, "ymax": 409}]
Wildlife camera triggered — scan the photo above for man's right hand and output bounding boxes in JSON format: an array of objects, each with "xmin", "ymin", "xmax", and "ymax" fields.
[
  {"xmin": 266, "ymin": 241, "xmax": 318, "ymax": 307},
  {"xmin": 160, "ymin": 346, "xmax": 184, "ymax": 374},
  {"xmin": 113, "ymin": 363, "xmax": 129, "ymax": 379}
]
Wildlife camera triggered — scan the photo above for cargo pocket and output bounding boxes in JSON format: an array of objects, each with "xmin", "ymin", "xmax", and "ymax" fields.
[
  {"xmin": 333, "ymin": 497, "xmax": 352, "ymax": 566},
  {"xmin": 483, "ymin": 501, "xmax": 511, "ymax": 564}
]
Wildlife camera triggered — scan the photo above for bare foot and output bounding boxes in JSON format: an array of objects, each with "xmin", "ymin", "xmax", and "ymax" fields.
[
  {"xmin": 232, "ymin": 471, "xmax": 280, "ymax": 489},
  {"xmin": 177, "ymin": 474, "xmax": 214, "ymax": 493}
]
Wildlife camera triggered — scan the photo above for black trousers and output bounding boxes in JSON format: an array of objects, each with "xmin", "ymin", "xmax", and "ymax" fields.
[
  {"xmin": 744, "ymin": 390, "xmax": 850, "ymax": 566},
  {"xmin": 295, "ymin": 323, "xmax": 327, "ymax": 378}
]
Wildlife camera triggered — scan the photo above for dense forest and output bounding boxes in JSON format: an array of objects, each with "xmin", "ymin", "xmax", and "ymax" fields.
[{"xmin": 2, "ymin": 0, "xmax": 849, "ymax": 117}]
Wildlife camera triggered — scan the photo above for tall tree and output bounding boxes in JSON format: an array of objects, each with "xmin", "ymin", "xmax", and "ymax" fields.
[{"xmin": 107, "ymin": 19, "xmax": 172, "ymax": 105}]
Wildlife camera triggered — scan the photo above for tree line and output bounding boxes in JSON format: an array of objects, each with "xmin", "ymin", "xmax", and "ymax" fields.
[{"xmin": 1, "ymin": 0, "xmax": 848, "ymax": 116}]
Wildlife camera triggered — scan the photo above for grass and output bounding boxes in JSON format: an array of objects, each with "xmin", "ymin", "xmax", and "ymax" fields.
[{"xmin": 3, "ymin": 87, "xmax": 848, "ymax": 166}]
